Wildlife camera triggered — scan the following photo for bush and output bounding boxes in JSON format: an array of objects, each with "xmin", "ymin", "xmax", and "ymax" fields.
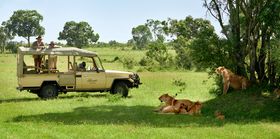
[
  {"xmin": 208, "ymin": 75, "xmax": 223, "ymax": 96},
  {"xmin": 138, "ymin": 57, "xmax": 157, "ymax": 71},
  {"xmin": 120, "ymin": 56, "xmax": 136, "ymax": 69},
  {"xmin": 146, "ymin": 41, "xmax": 170, "ymax": 67},
  {"xmin": 6, "ymin": 41, "xmax": 18, "ymax": 53},
  {"xmin": 172, "ymin": 38, "xmax": 193, "ymax": 70},
  {"xmin": 138, "ymin": 40, "xmax": 174, "ymax": 71},
  {"xmin": 271, "ymin": 45, "xmax": 280, "ymax": 86},
  {"xmin": 139, "ymin": 57, "xmax": 154, "ymax": 66}
]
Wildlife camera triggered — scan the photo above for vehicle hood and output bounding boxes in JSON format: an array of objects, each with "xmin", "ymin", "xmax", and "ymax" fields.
[
  {"xmin": 105, "ymin": 70, "xmax": 133, "ymax": 78},
  {"xmin": 105, "ymin": 70, "xmax": 132, "ymax": 74}
]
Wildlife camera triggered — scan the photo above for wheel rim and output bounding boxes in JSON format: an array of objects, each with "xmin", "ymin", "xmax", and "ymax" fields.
[
  {"xmin": 45, "ymin": 87, "xmax": 55, "ymax": 97},
  {"xmin": 115, "ymin": 86, "xmax": 124, "ymax": 94}
]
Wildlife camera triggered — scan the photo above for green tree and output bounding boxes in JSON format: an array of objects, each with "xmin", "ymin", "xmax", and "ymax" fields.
[
  {"xmin": 3, "ymin": 10, "xmax": 45, "ymax": 47},
  {"xmin": 146, "ymin": 40, "xmax": 171, "ymax": 67},
  {"xmin": 131, "ymin": 25, "xmax": 152, "ymax": 49},
  {"xmin": 0, "ymin": 26, "xmax": 12, "ymax": 53},
  {"xmin": 145, "ymin": 19, "xmax": 165, "ymax": 41},
  {"xmin": 204, "ymin": 0, "xmax": 280, "ymax": 85},
  {"xmin": 166, "ymin": 16, "xmax": 225, "ymax": 70},
  {"xmin": 58, "ymin": 21, "xmax": 99, "ymax": 48},
  {"xmin": 6, "ymin": 41, "xmax": 18, "ymax": 53}
]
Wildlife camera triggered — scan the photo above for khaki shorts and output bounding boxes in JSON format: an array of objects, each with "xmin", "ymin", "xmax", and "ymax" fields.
[{"xmin": 33, "ymin": 55, "xmax": 42, "ymax": 59}]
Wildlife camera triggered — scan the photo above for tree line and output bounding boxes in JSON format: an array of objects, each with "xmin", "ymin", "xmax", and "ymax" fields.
[{"xmin": 1, "ymin": 0, "xmax": 280, "ymax": 88}]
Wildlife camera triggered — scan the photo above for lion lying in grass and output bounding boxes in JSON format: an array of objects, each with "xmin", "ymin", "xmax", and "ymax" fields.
[
  {"xmin": 215, "ymin": 110, "xmax": 225, "ymax": 120},
  {"xmin": 160, "ymin": 103, "xmax": 187, "ymax": 114},
  {"xmin": 156, "ymin": 93, "xmax": 202, "ymax": 115},
  {"xmin": 273, "ymin": 88, "xmax": 280, "ymax": 99},
  {"xmin": 215, "ymin": 66, "xmax": 250, "ymax": 95}
]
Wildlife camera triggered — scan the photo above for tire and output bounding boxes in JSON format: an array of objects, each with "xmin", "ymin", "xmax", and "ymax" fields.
[
  {"xmin": 111, "ymin": 82, "xmax": 129, "ymax": 97},
  {"xmin": 39, "ymin": 84, "xmax": 58, "ymax": 99}
]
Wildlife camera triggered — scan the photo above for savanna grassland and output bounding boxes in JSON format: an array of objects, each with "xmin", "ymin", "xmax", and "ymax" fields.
[{"xmin": 0, "ymin": 47, "xmax": 279, "ymax": 139}]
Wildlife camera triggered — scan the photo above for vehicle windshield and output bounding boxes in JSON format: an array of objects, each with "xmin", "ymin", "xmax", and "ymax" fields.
[{"xmin": 93, "ymin": 56, "xmax": 104, "ymax": 71}]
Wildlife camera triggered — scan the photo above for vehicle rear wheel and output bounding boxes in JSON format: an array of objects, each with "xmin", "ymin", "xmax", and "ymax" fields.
[
  {"xmin": 39, "ymin": 84, "xmax": 58, "ymax": 99},
  {"xmin": 110, "ymin": 82, "xmax": 129, "ymax": 97}
]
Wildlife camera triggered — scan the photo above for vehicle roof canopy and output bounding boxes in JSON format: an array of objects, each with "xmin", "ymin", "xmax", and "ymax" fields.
[{"xmin": 18, "ymin": 46, "xmax": 97, "ymax": 57}]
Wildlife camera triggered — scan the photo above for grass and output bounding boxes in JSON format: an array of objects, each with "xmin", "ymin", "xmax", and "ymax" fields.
[{"xmin": 0, "ymin": 48, "xmax": 279, "ymax": 139}]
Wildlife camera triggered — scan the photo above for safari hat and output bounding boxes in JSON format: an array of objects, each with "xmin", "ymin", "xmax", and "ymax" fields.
[
  {"xmin": 36, "ymin": 36, "xmax": 42, "ymax": 40},
  {"xmin": 49, "ymin": 41, "xmax": 55, "ymax": 45}
]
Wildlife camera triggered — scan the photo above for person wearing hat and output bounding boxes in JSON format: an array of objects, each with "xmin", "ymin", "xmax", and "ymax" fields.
[
  {"xmin": 48, "ymin": 41, "xmax": 58, "ymax": 70},
  {"xmin": 32, "ymin": 36, "xmax": 45, "ymax": 72},
  {"xmin": 32, "ymin": 35, "xmax": 45, "ymax": 49},
  {"xmin": 48, "ymin": 41, "xmax": 55, "ymax": 48}
]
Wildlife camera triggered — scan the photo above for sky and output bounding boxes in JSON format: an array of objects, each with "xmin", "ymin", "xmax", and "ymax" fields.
[{"xmin": 0, "ymin": 0, "xmax": 221, "ymax": 43}]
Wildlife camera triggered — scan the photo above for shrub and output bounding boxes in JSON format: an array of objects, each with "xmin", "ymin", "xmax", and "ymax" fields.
[
  {"xmin": 146, "ymin": 41, "xmax": 170, "ymax": 67},
  {"xmin": 208, "ymin": 75, "xmax": 223, "ymax": 96},
  {"xmin": 6, "ymin": 41, "xmax": 18, "ymax": 53},
  {"xmin": 120, "ymin": 56, "xmax": 136, "ymax": 69}
]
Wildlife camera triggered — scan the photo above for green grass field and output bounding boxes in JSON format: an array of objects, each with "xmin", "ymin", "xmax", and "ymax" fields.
[{"xmin": 0, "ymin": 48, "xmax": 279, "ymax": 139}]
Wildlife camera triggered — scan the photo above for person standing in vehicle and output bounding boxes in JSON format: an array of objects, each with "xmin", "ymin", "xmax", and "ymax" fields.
[
  {"xmin": 32, "ymin": 36, "xmax": 45, "ymax": 72},
  {"xmin": 48, "ymin": 41, "xmax": 58, "ymax": 70}
]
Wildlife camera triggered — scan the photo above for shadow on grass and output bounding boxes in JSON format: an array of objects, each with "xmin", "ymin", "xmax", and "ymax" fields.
[
  {"xmin": 10, "ymin": 104, "xmax": 223, "ymax": 127},
  {"xmin": 9, "ymin": 88, "xmax": 280, "ymax": 127},
  {"xmin": 0, "ymin": 93, "xmax": 107, "ymax": 104},
  {"xmin": 202, "ymin": 88, "xmax": 280, "ymax": 123}
]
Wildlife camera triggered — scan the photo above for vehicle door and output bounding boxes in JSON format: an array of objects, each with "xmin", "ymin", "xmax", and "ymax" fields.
[{"xmin": 75, "ymin": 56, "xmax": 106, "ymax": 90}]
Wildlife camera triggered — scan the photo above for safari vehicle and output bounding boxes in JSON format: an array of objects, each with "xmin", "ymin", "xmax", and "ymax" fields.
[{"xmin": 16, "ymin": 46, "xmax": 141, "ymax": 98}]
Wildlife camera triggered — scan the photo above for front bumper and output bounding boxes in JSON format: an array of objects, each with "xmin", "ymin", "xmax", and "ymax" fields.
[{"xmin": 132, "ymin": 73, "xmax": 142, "ymax": 88}]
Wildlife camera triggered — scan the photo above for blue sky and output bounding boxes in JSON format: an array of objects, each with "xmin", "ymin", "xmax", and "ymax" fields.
[{"xmin": 0, "ymin": 0, "xmax": 220, "ymax": 43}]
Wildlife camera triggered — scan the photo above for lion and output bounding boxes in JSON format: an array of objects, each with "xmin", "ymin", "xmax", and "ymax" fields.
[
  {"xmin": 214, "ymin": 110, "xmax": 225, "ymax": 120},
  {"xmin": 161, "ymin": 103, "xmax": 188, "ymax": 114},
  {"xmin": 186, "ymin": 101, "xmax": 202, "ymax": 115},
  {"xmin": 157, "ymin": 93, "xmax": 193, "ymax": 112},
  {"xmin": 160, "ymin": 101, "xmax": 202, "ymax": 115},
  {"xmin": 215, "ymin": 66, "xmax": 250, "ymax": 94},
  {"xmin": 273, "ymin": 88, "xmax": 280, "ymax": 99}
]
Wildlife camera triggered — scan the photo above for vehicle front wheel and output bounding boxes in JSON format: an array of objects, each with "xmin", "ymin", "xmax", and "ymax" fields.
[
  {"xmin": 39, "ymin": 84, "xmax": 58, "ymax": 99},
  {"xmin": 110, "ymin": 82, "xmax": 129, "ymax": 97}
]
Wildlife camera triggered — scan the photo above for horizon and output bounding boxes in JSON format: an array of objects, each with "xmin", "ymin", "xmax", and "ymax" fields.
[{"xmin": 0, "ymin": 0, "xmax": 222, "ymax": 44}]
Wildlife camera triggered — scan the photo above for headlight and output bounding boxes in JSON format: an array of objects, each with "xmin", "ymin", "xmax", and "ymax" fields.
[
  {"xmin": 129, "ymin": 74, "xmax": 135, "ymax": 79},
  {"xmin": 129, "ymin": 73, "xmax": 139, "ymax": 80}
]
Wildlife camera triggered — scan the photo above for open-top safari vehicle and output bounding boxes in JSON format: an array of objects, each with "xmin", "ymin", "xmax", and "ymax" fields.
[{"xmin": 16, "ymin": 46, "xmax": 141, "ymax": 98}]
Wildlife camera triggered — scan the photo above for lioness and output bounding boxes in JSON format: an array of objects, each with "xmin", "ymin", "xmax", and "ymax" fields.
[
  {"xmin": 157, "ymin": 93, "xmax": 193, "ymax": 112},
  {"xmin": 161, "ymin": 103, "xmax": 188, "ymax": 114},
  {"xmin": 274, "ymin": 88, "xmax": 280, "ymax": 99},
  {"xmin": 215, "ymin": 66, "xmax": 250, "ymax": 94},
  {"xmin": 187, "ymin": 101, "xmax": 202, "ymax": 115},
  {"xmin": 214, "ymin": 110, "xmax": 225, "ymax": 120},
  {"xmin": 160, "ymin": 101, "xmax": 202, "ymax": 115}
]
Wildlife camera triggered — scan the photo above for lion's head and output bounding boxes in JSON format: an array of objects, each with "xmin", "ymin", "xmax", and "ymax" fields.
[
  {"xmin": 159, "ymin": 93, "xmax": 174, "ymax": 103},
  {"xmin": 215, "ymin": 66, "xmax": 225, "ymax": 75}
]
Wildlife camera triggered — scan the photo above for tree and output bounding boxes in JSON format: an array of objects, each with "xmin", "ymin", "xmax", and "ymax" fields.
[
  {"xmin": 204, "ymin": 0, "xmax": 280, "ymax": 85},
  {"xmin": 146, "ymin": 40, "xmax": 170, "ymax": 66},
  {"xmin": 166, "ymin": 16, "xmax": 225, "ymax": 70},
  {"xmin": 0, "ymin": 26, "xmax": 9, "ymax": 53},
  {"xmin": 145, "ymin": 19, "xmax": 165, "ymax": 41},
  {"xmin": 58, "ymin": 21, "xmax": 99, "ymax": 48},
  {"xmin": 6, "ymin": 41, "xmax": 18, "ymax": 53},
  {"xmin": 131, "ymin": 25, "xmax": 152, "ymax": 49},
  {"xmin": 3, "ymin": 10, "xmax": 45, "ymax": 47}
]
